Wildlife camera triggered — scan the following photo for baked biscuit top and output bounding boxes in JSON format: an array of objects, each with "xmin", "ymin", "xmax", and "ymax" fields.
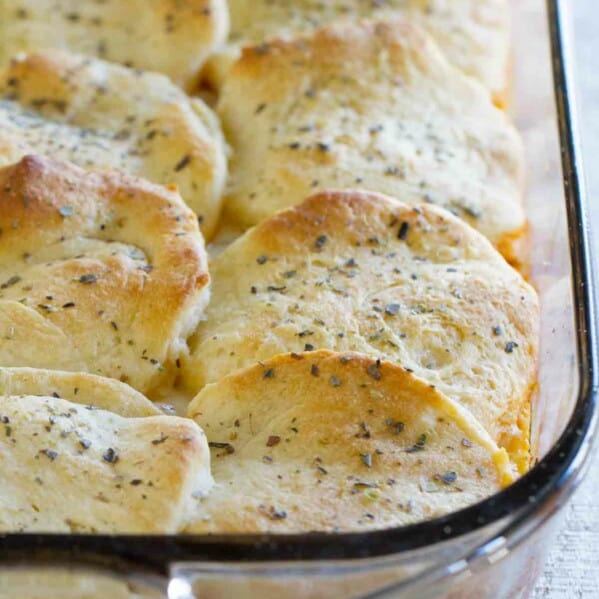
[
  {"xmin": 0, "ymin": 51, "xmax": 227, "ymax": 239},
  {"xmin": 0, "ymin": 0, "xmax": 229, "ymax": 89},
  {"xmin": 218, "ymin": 20, "xmax": 524, "ymax": 260},
  {"xmin": 0, "ymin": 155, "xmax": 210, "ymax": 394},
  {"xmin": 0, "ymin": 367, "xmax": 212, "ymax": 533},
  {"xmin": 185, "ymin": 190, "xmax": 538, "ymax": 471},
  {"xmin": 213, "ymin": 0, "xmax": 509, "ymax": 103},
  {"xmin": 187, "ymin": 350, "xmax": 513, "ymax": 533}
]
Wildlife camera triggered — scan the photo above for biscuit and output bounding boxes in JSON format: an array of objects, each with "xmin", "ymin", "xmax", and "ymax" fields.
[
  {"xmin": 0, "ymin": 51, "xmax": 227, "ymax": 239},
  {"xmin": 0, "ymin": 367, "xmax": 162, "ymax": 417},
  {"xmin": 186, "ymin": 351, "xmax": 513, "ymax": 533},
  {"xmin": 217, "ymin": 20, "xmax": 525, "ymax": 262},
  {"xmin": 209, "ymin": 0, "xmax": 510, "ymax": 104},
  {"xmin": 0, "ymin": 0, "xmax": 229, "ymax": 90},
  {"xmin": 0, "ymin": 368, "xmax": 213, "ymax": 533},
  {"xmin": 184, "ymin": 191, "xmax": 539, "ymax": 471},
  {"xmin": 0, "ymin": 155, "xmax": 210, "ymax": 395}
]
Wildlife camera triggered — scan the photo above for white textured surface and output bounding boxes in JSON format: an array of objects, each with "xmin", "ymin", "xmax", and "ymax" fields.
[{"xmin": 532, "ymin": 2, "xmax": 599, "ymax": 597}]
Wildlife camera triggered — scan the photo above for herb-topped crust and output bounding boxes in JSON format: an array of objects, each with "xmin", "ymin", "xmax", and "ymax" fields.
[
  {"xmin": 217, "ymin": 19, "xmax": 525, "ymax": 263},
  {"xmin": 0, "ymin": 51, "xmax": 227, "ymax": 239},
  {"xmin": 209, "ymin": 0, "xmax": 510, "ymax": 105},
  {"xmin": 187, "ymin": 350, "xmax": 513, "ymax": 533},
  {"xmin": 184, "ymin": 190, "xmax": 539, "ymax": 472},
  {"xmin": 0, "ymin": 367, "xmax": 212, "ymax": 533},
  {"xmin": 0, "ymin": 0, "xmax": 229, "ymax": 90},
  {"xmin": 0, "ymin": 367, "xmax": 162, "ymax": 418},
  {"xmin": 0, "ymin": 155, "xmax": 210, "ymax": 394}
]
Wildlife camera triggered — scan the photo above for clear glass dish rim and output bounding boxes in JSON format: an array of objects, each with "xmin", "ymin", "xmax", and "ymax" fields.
[{"xmin": 0, "ymin": 0, "xmax": 596, "ymax": 577}]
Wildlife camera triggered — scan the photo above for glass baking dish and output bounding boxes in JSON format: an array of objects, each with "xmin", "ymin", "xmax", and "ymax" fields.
[{"xmin": 0, "ymin": 0, "xmax": 596, "ymax": 597}]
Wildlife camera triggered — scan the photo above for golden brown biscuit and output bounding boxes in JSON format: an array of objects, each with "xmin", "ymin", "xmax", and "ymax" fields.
[
  {"xmin": 184, "ymin": 191, "xmax": 538, "ymax": 471},
  {"xmin": 0, "ymin": 51, "xmax": 227, "ymax": 239},
  {"xmin": 187, "ymin": 351, "xmax": 513, "ymax": 533},
  {"xmin": 0, "ymin": 0, "xmax": 229, "ymax": 90},
  {"xmin": 0, "ymin": 367, "xmax": 162, "ymax": 417},
  {"xmin": 217, "ymin": 20, "xmax": 525, "ymax": 261},
  {"xmin": 0, "ymin": 373, "xmax": 213, "ymax": 533},
  {"xmin": 209, "ymin": 0, "xmax": 509, "ymax": 104},
  {"xmin": 0, "ymin": 155, "xmax": 209, "ymax": 395}
]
